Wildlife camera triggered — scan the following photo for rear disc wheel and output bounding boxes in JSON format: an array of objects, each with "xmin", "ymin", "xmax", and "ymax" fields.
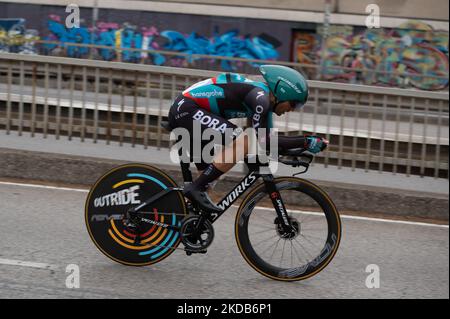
[{"xmin": 85, "ymin": 164, "xmax": 187, "ymax": 266}]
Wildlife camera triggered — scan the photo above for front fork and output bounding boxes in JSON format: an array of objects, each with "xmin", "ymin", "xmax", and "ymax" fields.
[{"xmin": 262, "ymin": 175, "xmax": 293, "ymax": 233}]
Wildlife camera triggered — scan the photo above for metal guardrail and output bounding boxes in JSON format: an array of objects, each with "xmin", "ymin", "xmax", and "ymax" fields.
[
  {"xmin": 3, "ymin": 40, "xmax": 448, "ymax": 91},
  {"xmin": 0, "ymin": 52, "xmax": 448, "ymax": 179}
]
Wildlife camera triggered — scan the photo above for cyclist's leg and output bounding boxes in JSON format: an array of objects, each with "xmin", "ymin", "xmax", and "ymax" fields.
[
  {"xmin": 169, "ymin": 96, "xmax": 243, "ymax": 211},
  {"xmin": 184, "ymin": 118, "xmax": 245, "ymax": 192},
  {"xmin": 169, "ymin": 95, "xmax": 243, "ymax": 170},
  {"xmin": 170, "ymin": 97, "xmax": 240, "ymax": 175},
  {"xmin": 213, "ymin": 133, "xmax": 249, "ymax": 173}
]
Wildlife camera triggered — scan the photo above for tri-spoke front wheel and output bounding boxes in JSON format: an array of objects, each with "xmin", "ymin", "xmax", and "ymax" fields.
[{"xmin": 235, "ymin": 177, "xmax": 341, "ymax": 281}]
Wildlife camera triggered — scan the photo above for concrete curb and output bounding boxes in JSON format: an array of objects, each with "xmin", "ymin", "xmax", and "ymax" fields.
[{"xmin": 0, "ymin": 147, "xmax": 448, "ymax": 221}]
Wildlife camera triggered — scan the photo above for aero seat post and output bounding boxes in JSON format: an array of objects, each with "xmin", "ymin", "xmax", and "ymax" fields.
[
  {"xmin": 163, "ymin": 120, "xmax": 192, "ymax": 185},
  {"xmin": 178, "ymin": 143, "xmax": 193, "ymax": 183}
]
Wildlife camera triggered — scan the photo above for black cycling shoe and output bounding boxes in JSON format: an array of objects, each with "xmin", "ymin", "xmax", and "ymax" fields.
[{"xmin": 183, "ymin": 185, "xmax": 222, "ymax": 214}]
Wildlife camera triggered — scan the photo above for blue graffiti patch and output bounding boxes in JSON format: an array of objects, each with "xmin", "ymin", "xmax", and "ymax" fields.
[{"xmin": 42, "ymin": 17, "xmax": 280, "ymax": 70}]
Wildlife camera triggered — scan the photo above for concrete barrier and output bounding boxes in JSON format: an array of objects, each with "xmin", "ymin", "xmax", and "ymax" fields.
[{"xmin": 0, "ymin": 147, "xmax": 448, "ymax": 221}]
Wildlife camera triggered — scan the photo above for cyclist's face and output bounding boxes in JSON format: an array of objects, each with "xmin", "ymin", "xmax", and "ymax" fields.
[
  {"xmin": 274, "ymin": 101, "xmax": 294, "ymax": 116},
  {"xmin": 270, "ymin": 93, "xmax": 297, "ymax": 116}
]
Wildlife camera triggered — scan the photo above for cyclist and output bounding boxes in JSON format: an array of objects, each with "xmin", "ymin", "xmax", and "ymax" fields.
[{"xmin": 167, "ymin": 65, "xmax": 328, "ymax": 213}]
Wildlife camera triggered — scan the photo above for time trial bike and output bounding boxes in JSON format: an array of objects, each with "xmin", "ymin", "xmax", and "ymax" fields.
[{"xmin": 85, "ymin": 122, "xmax": 341, "ymax": 281}]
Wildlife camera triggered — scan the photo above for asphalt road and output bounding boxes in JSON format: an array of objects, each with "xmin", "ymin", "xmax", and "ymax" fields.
[{"xmin": 0, "ymin": 182, "xmax": 448, "ymax": 299}]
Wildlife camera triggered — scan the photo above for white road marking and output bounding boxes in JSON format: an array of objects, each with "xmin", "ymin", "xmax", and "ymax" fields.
[
  {"xmin": 0, "ymin": 258, "xmax": 58, "ymax": 271},
  {"xmin": 0, "ymin": 181, "xmax": 88, "ymax": 193},
  {"xmin": 0, "ymin": 181, "xmax": 448, "ymax": 228}
]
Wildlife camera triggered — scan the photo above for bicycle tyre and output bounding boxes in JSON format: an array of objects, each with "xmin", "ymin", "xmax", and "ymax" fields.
[{"xmin": 235, "ymin": 177, "xmax": 341, "ymax": 281}]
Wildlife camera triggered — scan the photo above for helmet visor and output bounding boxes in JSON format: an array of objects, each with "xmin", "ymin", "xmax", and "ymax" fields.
[{"xmin": 289, "ymin": 100, "xmax": 304, "ymax": 110}]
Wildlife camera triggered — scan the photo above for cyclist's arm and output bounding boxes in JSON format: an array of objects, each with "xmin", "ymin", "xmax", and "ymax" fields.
[
  {"xmin": 279, "ymin": 135, "xmax": 329, "ymax": 154},
  {"xmin": 244, "ymin": 88, "xmax": 306, "ymax": 151},
  {"xmin": 243, "ymin": 87, "xmax": 272, "ymax": 145},
  {"xmin": 278, "ymin": 135, "xmax": 307, "ymax": 151},
  {"xmin": 243, "ymin": 87, "xmax": 328, "ymax": 154}
]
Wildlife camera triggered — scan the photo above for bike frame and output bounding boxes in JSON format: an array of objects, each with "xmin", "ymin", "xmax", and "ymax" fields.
[{"xmin": 128, "ymin": 157, "xmax": 294, "ymax": 233}]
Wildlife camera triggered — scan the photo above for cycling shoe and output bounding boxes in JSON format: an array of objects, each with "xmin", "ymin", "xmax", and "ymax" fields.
[{"xmin": 183, "ymin": 185, "xmax": 222, "ymax": 214}]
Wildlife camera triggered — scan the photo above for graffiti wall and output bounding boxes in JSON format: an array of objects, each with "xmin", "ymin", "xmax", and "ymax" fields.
[
  {"xmin": 0, "ymin": 18, "xmax": 39, "ymax": 54},
  {"xmin": 0, "ymin": 3, "xmax": 287, "ymax": 72},
  {"xmin": 293, "ymin": 22, "xmax": 449, "ymax": 90},
  {"xmin": 0, "ymin": 3, "xmax": 448, "ymax": 90},
  {"xmin": 41, "ymin": 14, "xmax": 280, "ymax": 70}
]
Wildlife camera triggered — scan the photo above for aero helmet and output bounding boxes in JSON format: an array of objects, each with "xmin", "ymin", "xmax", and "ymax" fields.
[{"xmin": 259, "ymin": 65, "xmax": 309, "ymax": 110}]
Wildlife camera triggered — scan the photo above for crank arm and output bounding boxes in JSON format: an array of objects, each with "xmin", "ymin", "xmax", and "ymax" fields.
[
  {"xmin": 139, "ymin": 217, "xmax": 180, "ymax": 232},
  {"xmin": 128, "ymin": 187, "xmax": 183, "ymax": 214},
  {"xmin": 137, "ymin": 211, "xmax": 188, "ymax": 217}
]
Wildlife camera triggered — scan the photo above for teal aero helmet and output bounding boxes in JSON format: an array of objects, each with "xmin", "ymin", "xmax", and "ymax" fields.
[{"xmin": 259, "ymin": 65, "xmax": 309, "ymax": 110}]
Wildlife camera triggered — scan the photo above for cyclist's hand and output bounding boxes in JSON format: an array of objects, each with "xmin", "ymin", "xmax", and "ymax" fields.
[{"xmin": 305, "ymin": 136, "xmax": 329, "ymax": 153}]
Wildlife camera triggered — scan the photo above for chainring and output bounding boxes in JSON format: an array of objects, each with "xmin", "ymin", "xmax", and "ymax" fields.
[{"xmin": 180, "ymin": 215, "xmax": 215, "ymax": 252}]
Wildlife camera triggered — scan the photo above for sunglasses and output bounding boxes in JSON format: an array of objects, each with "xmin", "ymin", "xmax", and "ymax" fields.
[{"xmin": 288, "ymin": 100, "xmax": 304, "ymax": 110}]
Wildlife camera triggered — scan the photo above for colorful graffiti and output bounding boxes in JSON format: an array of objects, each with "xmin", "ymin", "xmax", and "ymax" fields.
[
  {"xmin": 42, "ymin": 15, "xmax": 280, "ymax": 70},
  {"xmin": 3, "ymin": 13, "xmax": 447, "ymax": 91},
  {"xmin": 0, "ymin": 18, "xmax": 39, "ymax": 54},
  {"xmin": 43, "ymin": 16, "xmax": 162, "ymax": 63},
  {"xmin": 294, "ymin": 21, "xmax": 449, "ymax": 90}
]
